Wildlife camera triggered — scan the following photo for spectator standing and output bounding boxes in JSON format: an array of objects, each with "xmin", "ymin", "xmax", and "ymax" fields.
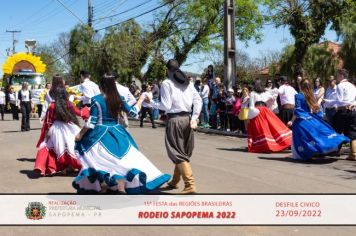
[
  {"xmin": 265, "ymin": 79, "xmax": 279, "ymax": 115},
  {"xmin": 238, "ymin": 86, "xmax": 250, "ymax": 133},
  {"xmin": 194, "ymin": 79, "xmax": 201, "ymax": 93},
  {"xmin": 8, "ymin": 87, "xmax": 19, "ymax": 120},
  {"xmin": 199, "ymin": 78, "xmax": 210, "ymax": 128},
  {"xmin": 217, "ymin": 87, "xmax": 227, "ymax": 130},
  {"xmin": 0, "ymin": 88, "xmax": 5, "ymax": 120},
  {"xmin": 210, "ymin": 77, "xmax": 223, "ymax": 129},
  {"xmin": 207, "ymin": 65, "xmax": 215, "ymax": 89},
  {"xmin": 226, "ymin": 88, "xmax": 237, "ymax": 131},
  {"xmin": 18, "ymin": 82, "xmax": 32, "ymax": 131},
  {"xmin": 140, "ymin": 84, "xmax": 156, "ymax": 129},
  {"xmin": 295, "ymin": 75, "xmax": 303, "ymax": 93},
  {"xmin": 313, "ymin": 77, "xmax": 325, "ymax": 106},
  {"xmin": 323, "ymin": 76, "xmax": 338, "ymax": 126},
  {"xmin": 150, "ymin": 80, "xmax": 160, "ymax": 120}
]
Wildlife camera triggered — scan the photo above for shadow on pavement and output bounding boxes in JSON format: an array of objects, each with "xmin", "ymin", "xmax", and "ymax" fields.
[
  {"xmin": 17, "ymin": 157, "xmax": 36, "ymax": 162},
  {"xmin": 19, "ymin": 169, "xmax": 79, "ymax": 179},
  {"xmin": 19, "ymin": 170, "xmax": 42, "ymax": 179},
  {"xmin": 216, "ymin": 147, "xmax": 248, "ymax": 152},
  {"xmin": 258, "ymin": 156, "xmax": 339, "ymax": 165}
]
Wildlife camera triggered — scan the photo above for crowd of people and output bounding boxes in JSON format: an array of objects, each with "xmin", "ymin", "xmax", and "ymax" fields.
[
  {"xmin": 136, "ymin": 66, "xmax": 355, "ymax": 162},
  {"xmin": 1, "ymin": 60, "xmax": 355, "ymax": 194}
]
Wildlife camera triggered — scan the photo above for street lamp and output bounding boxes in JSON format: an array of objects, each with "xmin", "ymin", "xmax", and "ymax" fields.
[{"xmin": 25, "ymin": 40, "xmax": 37, "ymax": 54}]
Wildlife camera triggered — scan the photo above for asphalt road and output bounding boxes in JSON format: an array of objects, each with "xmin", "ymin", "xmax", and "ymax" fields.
[{"xmin": 0, "ymin": 114, "xmax": 356, "ymax": 235}]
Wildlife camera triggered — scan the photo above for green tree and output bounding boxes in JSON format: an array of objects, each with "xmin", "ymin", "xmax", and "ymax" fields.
[
  {"xmin": 149, "ymin": 0, "xmax": 265, "ymax": 66},
  {"xmin": 304, "ymin": 44, "xmax": 339, "ymax": 80},
  {"xmin": 37, "ymin": 45, "xmax": 65, "ymax": 81},
  {"xmin": 279, "ymin": 43, "xmax": 339, "ymax": 81},
  {"xmin": 68, "ymin": 25, "xmax": 97, "ymax": 83},
  {"xmin": 339, "ymin": 21, "xmax": 356, "ymax": 77},
  {"xmin": 101, "ymin": 20, "xmax": 146, "ymax": 84},
  {"xmin": 144, "ymin": 55, "xmax": 167, "ymax": 83},
  {"xmin": 338, "ymin": 0, "xmax": 356, "ymax": 77},
  {"xmin": 265, "ymin": 0, "xmax": 347, "ymax": 77}
]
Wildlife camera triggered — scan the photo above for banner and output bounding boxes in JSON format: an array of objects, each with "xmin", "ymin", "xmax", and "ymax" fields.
[{"xmin": 1, "ymin": 195, "xmax": 355, "ymax": 225}]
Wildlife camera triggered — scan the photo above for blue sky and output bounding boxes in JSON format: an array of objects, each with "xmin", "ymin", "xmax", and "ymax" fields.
[{"xmin": 0, "ymin": 0, "xmax": 341, "ymax": 77}]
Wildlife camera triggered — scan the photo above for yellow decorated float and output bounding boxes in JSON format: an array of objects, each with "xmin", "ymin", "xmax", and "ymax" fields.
[{"xmin": 2, "ymin": 52, "xmax": 82, "ymax": 112}]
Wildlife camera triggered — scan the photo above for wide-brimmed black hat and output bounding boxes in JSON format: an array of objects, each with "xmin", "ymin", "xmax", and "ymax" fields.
[{"xmin": 173, "ymin": 69, "xmax": 189, "ymax": 85}]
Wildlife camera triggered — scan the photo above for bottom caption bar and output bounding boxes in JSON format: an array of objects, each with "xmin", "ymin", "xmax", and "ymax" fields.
[{"xmin": 0, "ymin": 195, "xmax": 355, "ymax": 225}]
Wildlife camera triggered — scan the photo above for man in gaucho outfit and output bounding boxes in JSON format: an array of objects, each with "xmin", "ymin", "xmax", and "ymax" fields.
[
  {"xmin": 324, "ymin": 69, "xmax": 356, "ymax": 160},
  {"xmin": 150, "ymin": 59, "xmax": 202, "ymax": 194}
]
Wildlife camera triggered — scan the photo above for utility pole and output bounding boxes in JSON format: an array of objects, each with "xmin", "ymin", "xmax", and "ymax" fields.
[
  {"xmin": 6, "ymin": 30, "xmax": 21, "ymax": 55},
  {"xmin": 88, "ymin": 0, "xmax": 93, "ymax": 27},
  {"xmin": 223, "ymin": 0, "xmax": 236, "ymax": 90}
]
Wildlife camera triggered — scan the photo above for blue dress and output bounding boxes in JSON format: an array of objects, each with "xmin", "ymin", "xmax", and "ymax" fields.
[
  {"xmin": 73, "ymin": 94, "xmax": 170, "ymax": 193},
  {"xmin": 292, "ymin": 93, "xmax": 349, "ymax": 160}
]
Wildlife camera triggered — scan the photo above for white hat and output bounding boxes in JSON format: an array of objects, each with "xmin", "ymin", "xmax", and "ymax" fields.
[{"xmin": 228, "ymin": 88, "xmax": 234, "ymax": 93}]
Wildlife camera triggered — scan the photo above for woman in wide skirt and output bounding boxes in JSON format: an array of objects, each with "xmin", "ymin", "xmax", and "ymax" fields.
[
  {"xmin": 73, "ymin": 75, "xmax": 170, "ymax": 194},
  {"xmin": 248, "ymin": 79, "xmax": 292, "ymax": 153},
  {"xmin": 290, "ymin": 79, "xmax": 349, "ymax": 160},
  {"xmin": 34, "ymin": 86, "xmax": 89, "ymax": 176}
]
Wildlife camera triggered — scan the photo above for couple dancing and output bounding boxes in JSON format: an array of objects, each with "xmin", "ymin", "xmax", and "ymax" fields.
[{"xmin": 35, "ymin": 60, "xmax": 201, "ymax": 194}]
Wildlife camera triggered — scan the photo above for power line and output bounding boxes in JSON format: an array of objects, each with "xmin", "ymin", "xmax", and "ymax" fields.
[
  {"xmin": 94, "ymin": 0, "xmax": 153, "ymax": 22},
  {"xmin": 54, "ymin": 0, "xmax": 84, "ymax": 24},
  {"xmin": 93, "ymin": 0, "xmax": 127, "ymax": 25},
  {"xmin": 10, "ymin": 0, "xmax": 76, "ymax": 32},
  {"xmin": 95, "ymin": 0, "xmax": 174, "ymax": 32},
  {"xmin": 48, "ymin": 0, "xmax": 175, "ymax": 65},
  {"xmin": 94, "ymin": 0, "xmax": 118, "ymax": 13}
]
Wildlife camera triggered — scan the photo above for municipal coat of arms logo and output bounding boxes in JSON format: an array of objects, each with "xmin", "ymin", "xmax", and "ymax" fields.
[{"xmin": 25, "ymin": 202, "xmax": 46, "ymax": 220}]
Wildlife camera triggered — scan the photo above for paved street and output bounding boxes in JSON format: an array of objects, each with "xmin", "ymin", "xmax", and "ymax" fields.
[{"xmin": 1, "ymin": 114, "xmax": 356, "ymax": 235}]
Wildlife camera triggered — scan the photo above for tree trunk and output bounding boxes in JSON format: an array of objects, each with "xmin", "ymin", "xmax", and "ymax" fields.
[{"xmin": 294, "ymin": 41, "xmax": 308, "ymax": 78}]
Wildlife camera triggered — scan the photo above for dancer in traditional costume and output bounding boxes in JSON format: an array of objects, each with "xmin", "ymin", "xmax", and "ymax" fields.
[
  {"xmin": 248, "ymin": 79, "xmax": 292, "ymax": 153},
  {"xmin": 34, "ymin": 86, "xmax": 89, "ymax": 176},
  {"xmin": 77, "ymin": 70, "xmax": 100, "ymax": 107},
  {"xmin": 150, "ymin": 59, "xmax": 202, "ymax": 194},
  {"xmin": 40, "ymin": 76, "xmax": 63, "ymax": 122},
  {"xmin": 290, "ymin": 79, "xmax": 349, "ymax": 160},
  {"xmin": 73, "ymin": 75, "xmax": 170, "ymax": 194},
  {"xmin": 324, "ymin": 69, "xmax": 356, "ymax": 161},
  {"xmin": 278, "ymin": 76, "xmax": 297, "ymax": 126}
]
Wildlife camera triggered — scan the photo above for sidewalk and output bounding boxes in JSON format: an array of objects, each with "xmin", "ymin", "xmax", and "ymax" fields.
[{"xmin": 129, "ymin": 118, "xmax": 248, "ymax": 138}]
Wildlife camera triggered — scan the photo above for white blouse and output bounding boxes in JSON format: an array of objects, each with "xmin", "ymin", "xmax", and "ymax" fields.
[{"xmin": 20, "ymin": 90, "xmax": 31, "ymax": 102}]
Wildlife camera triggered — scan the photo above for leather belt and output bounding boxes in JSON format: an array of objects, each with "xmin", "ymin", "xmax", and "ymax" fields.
[
  {"xmin": 282, "ymin": 104, "xmax": 295, "ymax": 109},
  {"xmin": 167, "ymin": 111, "xmax": 191, "ymax": 119},
  {"xmin": 337, "ymin": 106, "xmax": 352, "ymax": 111},
  {"xmin": 255, "ymin": 101, "xmax": 267, "ymax": 107}
]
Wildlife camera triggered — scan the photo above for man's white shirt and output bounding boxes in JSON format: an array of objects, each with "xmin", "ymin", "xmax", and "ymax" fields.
[
  {"xmin": 278, "ymin": 84, "xmax": 297, "ymax": 106},
  {"xmin": 116, "ymin": 82, "xmax": 136, "ymax": 106},
  {"xmin": 324, "ymin": 80, "xmax": 356, "ymax": 107},
  {"xmin": 79, "ymin": 78, "xmax": 100, "ymax": 105},
  {"xmin": 152, "ymin": 79, "xmax": 202, "ymax": 121}
]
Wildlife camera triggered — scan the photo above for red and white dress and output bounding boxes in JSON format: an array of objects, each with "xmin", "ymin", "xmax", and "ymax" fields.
[
  {"xmin": 34, "ymin": 102, "xmax": 89, "ymax": 176},
  {"xmin": 247, "ymin": 91, "xmax": 292, "ymax": 153}
]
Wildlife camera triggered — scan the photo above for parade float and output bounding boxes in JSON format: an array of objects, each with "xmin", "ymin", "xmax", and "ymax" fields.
[
  {"xmin": 2, "ymin": 52, "xmax": 47, "ymax": 110},
  {"xmin": 2, "ymin": 49, "xmax": 82, "ymax": 111}
]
